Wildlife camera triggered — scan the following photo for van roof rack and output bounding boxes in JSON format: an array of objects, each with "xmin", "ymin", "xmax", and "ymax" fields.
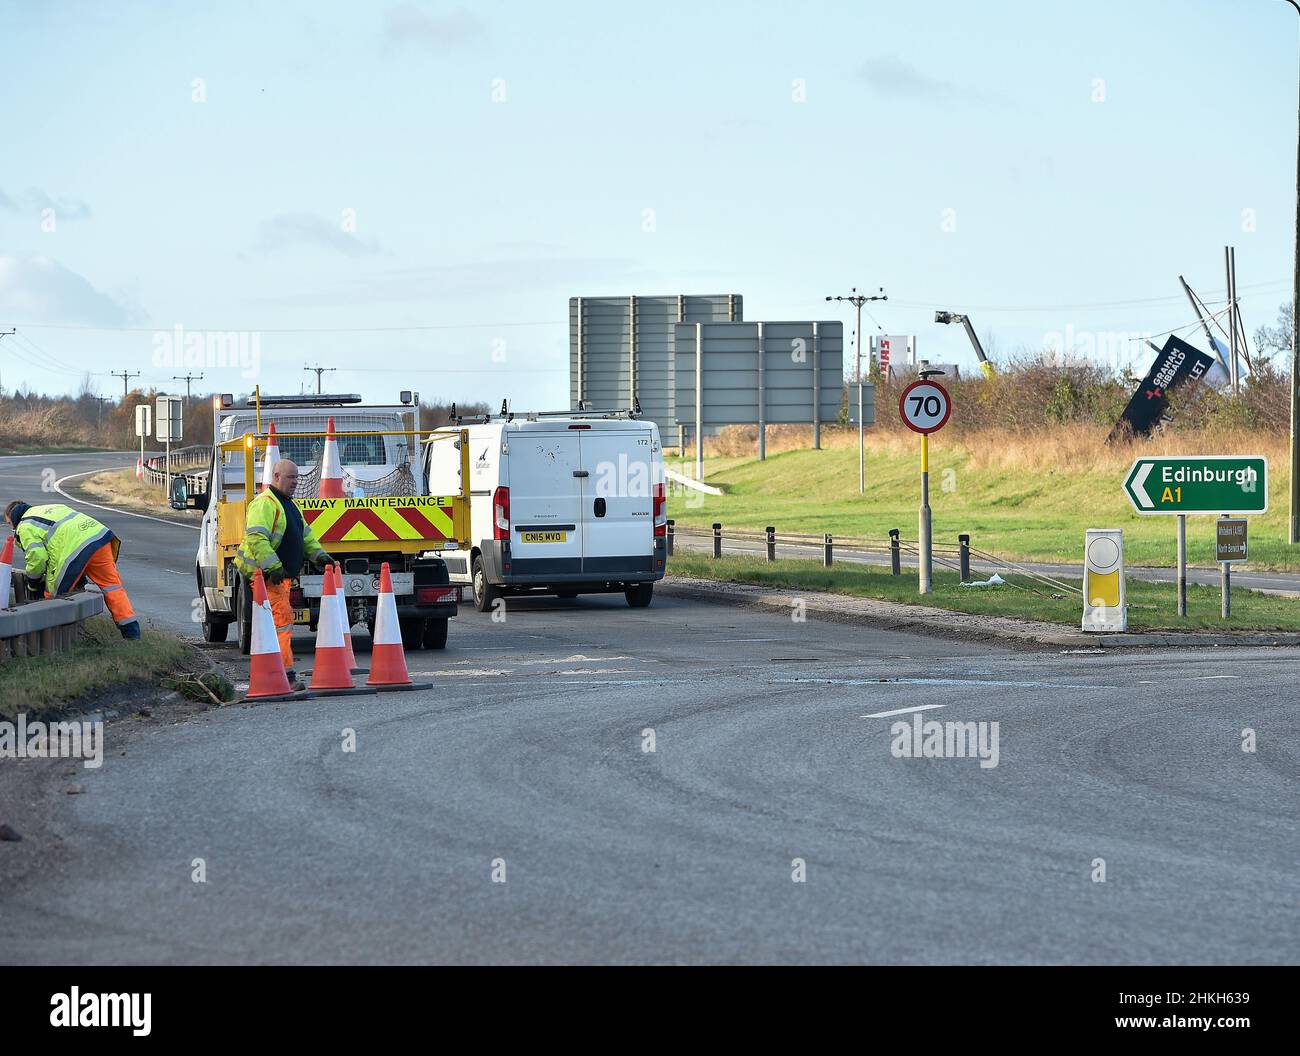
[{"xmin": 446, "ymin": 399, "xmax": 641, "ymax": 426}]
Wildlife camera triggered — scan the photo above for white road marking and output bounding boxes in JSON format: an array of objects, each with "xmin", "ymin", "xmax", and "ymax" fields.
[
  {"xmin": 53, "ymin": 468, "xmax": 202, "ymax": 531},
  {"xmin": 775, "ymin": 677, "xmax": 1110, "ymax": 689},
  {"xmin": 860, "ymin": 704, "xmax": 947, "ymax": 720}
]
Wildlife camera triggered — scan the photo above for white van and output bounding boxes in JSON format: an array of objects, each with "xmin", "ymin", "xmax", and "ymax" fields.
[{"xmin": 425, "ymin": 411, "xmax": 667, "ymax": 610}]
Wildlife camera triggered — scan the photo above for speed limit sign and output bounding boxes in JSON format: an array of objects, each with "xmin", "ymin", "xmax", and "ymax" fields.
[{"xmin": 898, "ymin": 379, "xmax": 952, "ymax": 434}]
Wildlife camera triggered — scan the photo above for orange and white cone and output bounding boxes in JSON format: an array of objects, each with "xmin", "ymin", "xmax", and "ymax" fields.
[
  {"xmin": 319, "ymin": 416, "xmax": 345, "ymax": 498},
  {"xmin": 0, "ymin": 536, "xmax": 13, "ymax": 609},
  {"xmin": 260, "ymin": 421, "xmax": 281, "ymax": 492},
  {"xmin": 329, "ymin": 563, "xmax": 359, "ymax": 671},
  {"xmin": 366, "ymin": 561, "xmax": 412, "ymax": 686},
  {"xmin": 309, "ymin": 565, "xmax": 354, "ymax": 690},
  {"xmin": 246, "ymin": 569, "xmax": 293, "ymax": 699},
  {"xmin": 135, "ymin": 457, "xmax": 144, "ymax": 480}
]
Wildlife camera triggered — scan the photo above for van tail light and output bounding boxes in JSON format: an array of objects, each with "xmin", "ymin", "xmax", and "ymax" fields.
[
  {"xmin": 653, "ymin": 481, "xmax": 666, "ymax": 538},
  {"xmin": 289, "ymin": 587, "xmax": 306, "ymax": 608},
  {"xmin": 493, "ymin": 485, "xmax": 510, "ymax": 540}
]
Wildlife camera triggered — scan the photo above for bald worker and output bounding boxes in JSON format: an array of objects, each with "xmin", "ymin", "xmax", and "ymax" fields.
[{"xmin": 234, "ymin": 459, "xmax": 332, "ymax": 680}]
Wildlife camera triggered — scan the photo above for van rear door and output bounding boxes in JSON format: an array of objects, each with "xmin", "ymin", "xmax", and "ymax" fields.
[
  {"xmin": 508, "ymin": 429, "xmax": 583, "ymax": 575},
  {"xmin": 579, "ymin": 429, "xmax": 655, "ymax": 574}
]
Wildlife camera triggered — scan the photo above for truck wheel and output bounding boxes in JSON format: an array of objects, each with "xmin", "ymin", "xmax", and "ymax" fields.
[
  {"xmin": 423, "ymin": 618, "xmax": 448, "ymax": 650},
  {"xmin": 472, "ymin": 554, "xmax": 500, "ymax": 613},
  {"xmin": 202, "ymin": 612, "xmax": 229, "ymax": 644},
  {"xmin": 236, "ymin": 575, "xmax": 253, "ymax": 655},
  {"xmin": 625, "ymin": 583, "xmax": 654, "ymax": 608},
  {"xmin": 400, "ymin": 617, "xmax": 425, "ymax": 650}
]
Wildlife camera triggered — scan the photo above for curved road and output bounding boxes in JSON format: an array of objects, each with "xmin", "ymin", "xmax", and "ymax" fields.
[{"xmin": 0, "ymin": 453, "xmax": 1296, "ymax": 963}]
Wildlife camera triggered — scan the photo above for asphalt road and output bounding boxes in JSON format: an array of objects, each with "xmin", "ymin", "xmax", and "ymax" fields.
[{"xmin": 1, "ymin": 453, "xmax": 1296, "ymax": 964}]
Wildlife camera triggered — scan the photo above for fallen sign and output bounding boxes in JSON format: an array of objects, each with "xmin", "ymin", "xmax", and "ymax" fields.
[{"xmin": 1123, "ymin": 456, "xmax": 1267, "ymax": 516}]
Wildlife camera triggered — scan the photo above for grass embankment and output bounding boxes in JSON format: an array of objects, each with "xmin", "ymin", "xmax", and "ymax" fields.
[
  {"xmin": 80, "ymin": 468, "xmax": 202, "ymax": 520},
  {"xmin": 0, "ymin": 619, "xmax": 200, "ymax": 717},
  {"xmin": 669, "ymin": 552, "xmax": 1300, "ymax": 632},
  {"xmin": 667, "ymin": 424, "xmax": 1296, "ymax": 570}
]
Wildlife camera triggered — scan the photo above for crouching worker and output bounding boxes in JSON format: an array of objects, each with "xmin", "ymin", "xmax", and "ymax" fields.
[
  {"xmin": 234, "ymin": 459, "xmax": 331, "ymax": 683},
  {"xmin": 3, "ymin": 500, "xmax": 141, "ymax": 639}
]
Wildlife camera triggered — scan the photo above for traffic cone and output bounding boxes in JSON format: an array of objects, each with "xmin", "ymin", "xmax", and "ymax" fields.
[
  {"xmin": 245, "ymin": 569, "xmax": 293, "ymax": 700},
  {"xmin": 309, "ymin": 565, "xmax": 354, "ymax": 690},
  {"xmin": 261, "ymin": 421, "xmax": 281, "ymax": 492},
  {"xmin": 329, "ymin": 563, "xmax": 359, "ymax": 671},
  {"xmin": 135, "ymin": 457, "xmax": 144, "ymax": 481},
  {"xmin": 366, "ymin": 561, "xmax": 412, "ymax": 686},
  {"xmin": 319, "ymin": 416, "xmax": 345, "ymax": 498},
  {"xmin": 0, "ymin": 536, "xmax": 13, "ymax": 609}
]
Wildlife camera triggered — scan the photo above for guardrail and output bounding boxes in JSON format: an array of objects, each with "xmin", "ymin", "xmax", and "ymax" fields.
[
  {"xmin": 666, "ymin": 521, "xmax": 1081, "ymax": 597},
  {"xmin": 1, "ymin": 573, "xmax": 106, "ymax": 659}
]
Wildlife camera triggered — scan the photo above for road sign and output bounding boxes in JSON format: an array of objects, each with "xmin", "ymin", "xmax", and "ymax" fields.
[
  {"xmin": 155, "ymin": 395, "xmax": 183, "ymax": 442},
  {"xmin": 1123, "ymin": 456, "xmax": 1267, "ymax": 515},
  {"xmin": 134, "ymin": 404, "xmax": 151, "ymax": 438},
  {"xmin": 898, "ymin": 379, "xmax": 951, "ymax": 434},
  {"xmin": 1216, "ymin": 517, "xmax": 1248, "ymax": 563}
]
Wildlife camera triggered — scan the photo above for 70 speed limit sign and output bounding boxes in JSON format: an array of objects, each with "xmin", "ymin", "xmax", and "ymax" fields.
[{"xmin": 898, "ymin": 379, "xmax": 952, "ymax": 434}]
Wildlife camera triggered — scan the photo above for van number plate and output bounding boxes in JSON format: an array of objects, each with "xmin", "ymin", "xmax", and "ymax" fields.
[
  {"xmin": 292, "ymin": 608, "xmax": 311, "ymax": 625},
  {"xmin": 520, "ymin": 531, "xmax": 568, "ymax": 544}
]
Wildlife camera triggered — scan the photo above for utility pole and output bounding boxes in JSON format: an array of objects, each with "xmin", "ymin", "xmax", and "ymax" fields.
[
  {"xmin": 1288, "ymin": 0, "xmax": 1300, "ymax": 544},
  {"xmin": 825, "ymin": 287, "xmax": 887, "ymax": 493},
  {"xmin": 304, "ymin": 364, "xmax": 336, "ymax": 394},
  {"xmin": 111, "ymin": 370, "xmax": 140, "ymax": 399},
  {"xmin": 93, "ymin": 395, "xmax": 112, "ymax": 428},
  {"xmin": 172, "ymin": 373, "xmax": 204, "ymax": 405},
  {"xmin": 0, "ymin": 328, "xmax": 14, "ymax": 392}
]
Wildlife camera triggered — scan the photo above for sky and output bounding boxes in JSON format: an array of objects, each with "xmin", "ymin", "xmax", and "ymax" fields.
[{"xmin": 0, "ymin": 0, "xmax": 1298, "ymax": 407}]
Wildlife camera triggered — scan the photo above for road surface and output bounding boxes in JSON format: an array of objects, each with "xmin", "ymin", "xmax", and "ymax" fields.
[{"xmin": 0, "ymin": 453, "xmax": 1295, "ymax": 963}]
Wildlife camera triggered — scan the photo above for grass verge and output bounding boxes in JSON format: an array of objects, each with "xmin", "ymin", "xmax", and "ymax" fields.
[
  {"xmin": 666, "ymin": 425, "xmax": 1297, "ymax": 570},
  {"xmin": 79, "ymin": 468, "xmax": 201, "ymax": 520},
  {"xmin": 0, "ymin": 619, "xmax": 200, "ymax": 718},
  {"xmin": 668, "ymin": 552, "xmax": 1300, "ymax": 632}
]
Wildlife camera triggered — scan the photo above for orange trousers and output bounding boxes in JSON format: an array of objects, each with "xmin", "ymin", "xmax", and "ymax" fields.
[
  {"xmin": 58, "ymin": 546, "xmax": 137, "ymax": 627},
  {"xmin": 266, "ymin": 578, "xmax": 295, "ymax": 669}
]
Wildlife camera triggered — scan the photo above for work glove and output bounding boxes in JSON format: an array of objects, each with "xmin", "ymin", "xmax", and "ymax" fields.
[
  {"xmin": 265, "ymin": 567, "xmax": 288, "ymax": 586},
  {"xmin": 309, "ymin": 552, "xmax": 332, "ymax": 572}
]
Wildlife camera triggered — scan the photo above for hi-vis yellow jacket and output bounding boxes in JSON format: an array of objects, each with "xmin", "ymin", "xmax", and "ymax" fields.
[
  {"xmin": 15, "ymin": 503, "xmax": 120, "ymax": 594},
  {"xmin": 235, "ymin": 487, "xmax": 327, "ymax": 580}
]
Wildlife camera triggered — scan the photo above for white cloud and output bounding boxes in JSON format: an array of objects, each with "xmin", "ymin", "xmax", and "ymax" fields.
[
  {"xmin": 0, "ymin": 255, "xmax": 136, "ymax": 325},
  {"xmin": 255, "ymin": 212, "xmax": 382, "ymax": 257},
  {"xmin": 384, "ymin": 4, "xmax": 485, "ymax": 51},
  {"xmin": 859, "ymin": 56, "xmax": 957, "ymax": 101},
  {"xmin": 0, "ymin": 186, "xmax": 92, "ymax": 221}
]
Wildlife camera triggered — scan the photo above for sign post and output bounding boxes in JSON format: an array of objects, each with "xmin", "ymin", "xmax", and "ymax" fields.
[
  {"xmin": 134, "ymin": 404, "xmax": 151, "ymax": 481},
  {"xmin": 155, "ymin": 395, "xmax": 184, "ymax": 501},
  {"xmin": 1123, "ymin": 455, "xmax": 1266, "ymax": 618},
  {"xmin": 1215, "ymin": 517, "xmax": 1248, "ymax": 620},
  {"xmin": 899, "ymin": 375, "xmax": 952, "ymax": 595}
]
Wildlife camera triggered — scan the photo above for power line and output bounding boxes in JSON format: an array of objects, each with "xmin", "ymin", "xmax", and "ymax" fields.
[
  {"xmin": 110, "ymin": 370, "xmax": 141, "ymax": 398},
  {"xmin": 6, "ymin": 319, "xmax": 565, "ymax": 334}
]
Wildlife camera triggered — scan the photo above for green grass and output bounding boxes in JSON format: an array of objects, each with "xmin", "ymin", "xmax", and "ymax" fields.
[
  {"xmin": 0, "ymin": 619, "xmax": 198, "ymax": 717},
  {"xmin": 667, "ymin": 441, "xmax": 1300, "ymax": 570},
  {"xmin": 668, "ymin": 552, "xmax": 1300, "ymax": 632}
]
